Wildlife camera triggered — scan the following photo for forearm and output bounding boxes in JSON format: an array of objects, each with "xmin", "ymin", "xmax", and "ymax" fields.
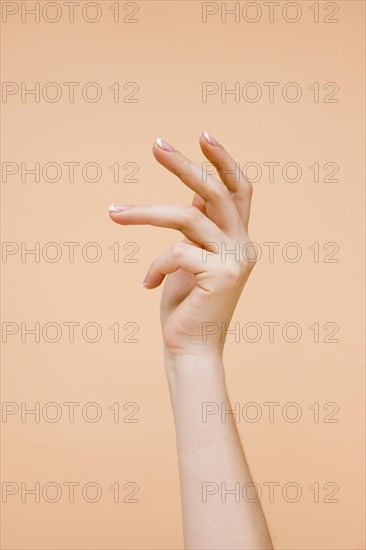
[
  {"xmin": 110, "ymin": 132, "xmax": 271, "ymax": 547},
  {"xmin": 165, "ymin": 352, "xmax": 273, "ymax": 550}
]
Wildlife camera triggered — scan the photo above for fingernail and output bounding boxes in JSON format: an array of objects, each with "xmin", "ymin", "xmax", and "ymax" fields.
[
  {"xmin": 156, "ymin": 137, "xmax": 175, "ymax": 152},
  {"xmin": 142, "ymin": 278, "xmax": 148, "ymax": 287},
  {"xmin": 109, "ymin": 204, "xmax": 130, "ymax": 213},
  {"xmin": 203, "ymin": 131, "xmax": 219, "ymax": 146}
]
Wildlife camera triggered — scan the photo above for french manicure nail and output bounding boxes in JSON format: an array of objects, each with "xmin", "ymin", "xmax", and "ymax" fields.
[
  {"xmin": 156, "ymin": 137, "xmax": 175, "ymax": 152},
  {"xmin": 203, "ymin": 131, "xmax": 219, "ymax": 146},
  {"xmin": 109, "ymin": 204, "xmax": 130, "ymax": 213}
]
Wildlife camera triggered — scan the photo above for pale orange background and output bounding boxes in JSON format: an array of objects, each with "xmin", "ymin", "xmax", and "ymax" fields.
[{"xmin": 1, "ymin": 1, "xmax": 365, "ymax": 549}]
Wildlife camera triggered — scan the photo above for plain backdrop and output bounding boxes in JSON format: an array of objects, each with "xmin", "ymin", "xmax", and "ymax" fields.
[{"xmin": 1, "ymin": 1, "xmax": 365, "ymax": 548}]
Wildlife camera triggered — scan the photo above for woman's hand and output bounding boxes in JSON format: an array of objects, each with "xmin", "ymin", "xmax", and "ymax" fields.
[
  {"xmin": 109, "ymin": 134, "xmax": 273, "ymax": 550},
  {"xmin": 109, "ymin": 132, "xmax": 256, "ymax": 360}
]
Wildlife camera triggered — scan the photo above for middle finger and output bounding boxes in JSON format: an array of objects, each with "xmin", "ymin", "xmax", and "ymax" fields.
[{"xmin": 153, "ymin": 139, "xmax": 241, "ymax": 235}]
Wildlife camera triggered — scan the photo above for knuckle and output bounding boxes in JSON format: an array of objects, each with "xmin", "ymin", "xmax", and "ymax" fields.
[
  {"xmin": 175, "ymin": 157, "xmax": 191, "ymax": 179},
  {"xmin": 185, "ymin": 205, "xmax": 202, "ymax": 223},
  {"xmin": 171, "ymin": 243, "xmax": 185, "ymax": 258},
  {"xmin": 221, "ymin": 262, "xmax": 242, "ymax": 286},
  {"xmin": 232, "ymin": 180, "xmax": 253, "ymax": 205},
  {"xmin": 210, "ymin": 182, "xmax": 230, "ymax": 201}
]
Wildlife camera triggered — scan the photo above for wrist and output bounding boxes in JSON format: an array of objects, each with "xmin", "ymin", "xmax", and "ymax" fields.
[
  {"xmin": 163, "ymin": 346, "xmax": 225, "ymax": 386},
  {"xmin": 163, "ymin": 344, "xmax": 223, "ymax": 365}
]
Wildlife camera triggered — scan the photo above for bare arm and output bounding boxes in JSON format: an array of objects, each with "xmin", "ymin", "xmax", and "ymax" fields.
[
  {"xmin": 110, "ymin": 132, "xmax": 273, "ymax": 549},
  {"xmin": 165, "ymin": 354, "xmax": 273, "ymax": 549}
]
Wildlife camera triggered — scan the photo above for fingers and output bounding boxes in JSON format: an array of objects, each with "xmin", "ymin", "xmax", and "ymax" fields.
[
  {"xmin": 144, "ymin": 241, "xmax": 246, "ymax": 291},
  {"xmin": 199, "ymin": 132, "xmax": 253, "ymax": 229},
  {"xmin": 199, "ymin": 132, "xmax": 249, "ymax": 193},
  {"xmin": 152, "ymin": 139, "xmax": 241, "ymax": 234},
  {"xmin": 109, "ymin": 204, "xmax": 227, "ymax": 251},
  {"xmin": 143, "ymin": 242, "xmax": 210, "ymax": 288}
]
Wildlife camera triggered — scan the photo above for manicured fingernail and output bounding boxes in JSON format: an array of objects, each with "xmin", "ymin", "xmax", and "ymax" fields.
[
  {"xmin": 109, "ymin": 204, "xmax": 130, "ymax": 213},
  {"xmin": 203, "ymin": 131, "xmax": 219, "ymax": 146},
  {"xmin": 142, "ymin": 278, "xmax": 148, "ymax": 287},
  {"xmin": 156, "ymin": 137, "xmax": 175, "ymax": 152}
]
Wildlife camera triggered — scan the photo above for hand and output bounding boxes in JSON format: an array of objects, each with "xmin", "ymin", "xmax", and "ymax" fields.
[{"xmin": 109, "ymin": 133, "xmax": 256, "ymax": 360}]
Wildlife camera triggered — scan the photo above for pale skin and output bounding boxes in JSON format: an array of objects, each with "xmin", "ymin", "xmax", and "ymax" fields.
[{"xmin": 109, "ymin": 132, "xmax": 273, "ymax": 550}]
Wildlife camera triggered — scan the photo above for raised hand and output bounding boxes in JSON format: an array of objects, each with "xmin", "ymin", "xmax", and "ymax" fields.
[{"xmin": 109, "ymin": 132, "xmax": 256, "ymax": 360}]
